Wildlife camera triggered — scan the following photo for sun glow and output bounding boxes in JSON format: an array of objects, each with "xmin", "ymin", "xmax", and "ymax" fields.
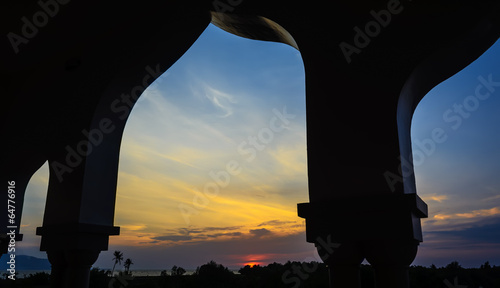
[
  {"xmin": 243, "ymin": 262, "xmax": 262, "ymax": 267},
  {"xmin": 238, "ymin": 254, "xmax": 273, "ymax": 267}
]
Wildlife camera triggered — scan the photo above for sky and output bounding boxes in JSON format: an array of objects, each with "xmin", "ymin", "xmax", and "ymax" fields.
[{"xmin": 8, "ymin": 23, "xmax": 500, "ymax": 271}]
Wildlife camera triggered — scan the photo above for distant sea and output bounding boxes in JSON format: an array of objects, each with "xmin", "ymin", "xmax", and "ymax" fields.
[
  {"xmin": 13, "ymin": 270, "xmax": 51, "ymax": 278},
  {"xmin": 0, "ymin": 255, "xmax": 242, "ymax": 278},
  {"xmin": 0, "ymin": 255, "xmax": 51, "ymax": 271},
  {"xmin": 9, "ymin": 270, "xmax": 193, "ymax": 277},
  {"xmin": 108, "ymin": 270, "xmax": 197, "ymax": 277}
]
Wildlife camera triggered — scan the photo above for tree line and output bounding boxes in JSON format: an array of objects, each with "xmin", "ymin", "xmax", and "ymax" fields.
[{"xmin": 2, "ymin": 259, "xmax": 499, "ymax": 287}]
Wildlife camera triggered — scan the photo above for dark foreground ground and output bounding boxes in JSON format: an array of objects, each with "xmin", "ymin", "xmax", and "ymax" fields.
[{"xmin": 1, "ymin": 261, "xmax": 499, "ymax": 288}]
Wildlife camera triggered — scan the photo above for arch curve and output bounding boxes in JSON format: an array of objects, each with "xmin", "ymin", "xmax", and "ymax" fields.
[{"xmin": 210, "ymin": 12, "xmax": 299, "ymax": 50}]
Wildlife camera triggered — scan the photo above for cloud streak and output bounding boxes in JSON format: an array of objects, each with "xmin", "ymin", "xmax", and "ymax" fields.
[
  {"xmin": 249, "ymin": 228, "xmax": 272, "ymax": 238},
  {"xmin": 203, "ymin": 84, "xmax": 237, "ymax": 118},
  {"xmin": 431, "ymin": 206, "xmax": 500, "ymax": 223}
]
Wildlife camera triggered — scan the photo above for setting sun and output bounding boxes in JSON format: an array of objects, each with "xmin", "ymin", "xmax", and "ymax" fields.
[
  {"xmin": 243, "ymin": 262, "xmax": 262, "ymax": 268},
  {"xmin": 239, "ymin": 254, "xmax": 273, "ymax": 267}
]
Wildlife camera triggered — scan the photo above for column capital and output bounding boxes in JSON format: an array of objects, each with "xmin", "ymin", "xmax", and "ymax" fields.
[
  {"xmin": 298, "ymin": 193, "xmax": 427, "ymax": 243},
  {"xmin": 36, "ymin": 223, "xmax": 119, "ymax": 251}
]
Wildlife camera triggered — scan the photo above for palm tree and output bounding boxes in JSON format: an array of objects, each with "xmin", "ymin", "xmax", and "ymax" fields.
[
  {"xmin": 124, "ymin": 258, "xmax": 133, "ymax": 274},
  {"xmin": 111, "ymin": 251, "xmax": 124, "ymax": 276}
]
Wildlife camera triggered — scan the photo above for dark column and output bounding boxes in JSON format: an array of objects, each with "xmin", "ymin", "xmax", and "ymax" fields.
[
  {"xmin": 282, "ymin": 3, "xmax": 500, "ymax": 285},
  {"xmin": 46, "ymin": 250, "xmax": 66, "ymax": 288},
  {"xmin": 365, "ymin": 240, "xmax": 419, "ymax": 288},
  {"xmin": 64, "ymin": 249, "xmax": 101, "ymax": 288},
  {"xmin": 317, "ymin": 241, "xmax": 364, "ymax": 288},
  {"xmin": 46, "ymin": 249, "xmax": 101, "ymax": 288},
  {"xmin": 38, "ymin": 224, "xmax": 118, "ymax": 288},
  {"xmin": 294, "ymin": 35, "xmax": 420, "ymax": 286},
  {"xmin": 299, "ymin": 194, "xmax": 427, "ymax": 288}
]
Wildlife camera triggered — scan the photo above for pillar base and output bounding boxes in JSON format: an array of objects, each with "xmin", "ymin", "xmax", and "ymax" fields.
[
  {"xmin": 37, "ymin": 223, "xmax": 119, "ymax": 288},
  {"xmin": 328, "ymin": 264, "xmax": 362, "ymax": 288},
  {"xmin": 316, "ymin": 241, "xmax": 364, "ymax": 288},
  {"xmin": 47, "ymin": 249, "xmax": 100, "ymax": 288},
  {"xmin": 299, "ymin": 193, "xmax": 427, "ymax": 288},
  {"xmin": 364, "ymin": 240, "xmax": 419, "ymax": 288}
]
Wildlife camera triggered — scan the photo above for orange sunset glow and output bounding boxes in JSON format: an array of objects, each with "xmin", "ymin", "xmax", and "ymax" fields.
[
  {"xmin": 239, "ymin": 254, "xmax": 272, "ymax": 267},
  {"xmin": 243, "ymin": 262, "xmax": 263, "ymax": 268}
]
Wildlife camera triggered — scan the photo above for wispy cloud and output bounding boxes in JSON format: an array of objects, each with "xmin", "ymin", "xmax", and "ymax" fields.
[
  {"xmin": 257, "ymin": 220, "xmax": 296, "ymax": 227},
  {"xmin": 456, "ymin": 207, "xmax": 500, "ymax": 218},
  {"xmin": 152, "ymin": 235, "xmax": 193, "ymax": 242},
  {"xmin": 432, "ymin": 207, "xmax": 500, "ymax": 222},
  {"xmin": 113, "ymin": 216, "xmax": 305, "ymax": 247},
  {"xmin": 121, "ymin": 225, "xmax": 148, "ymax": 231},
  {"xmin": 423, "ymin": 194, "xmax": 449, "ymax": 203},
  {"xmin": 203, "ymin": 85, "xmax": 236, "ymax": 118},
  {"xmin": 148, "ymin": 226, "xmax": 274, "ymax": 244},
  {"xmin": 249, "ymin": 228, "xmax": 272, "ymax": 238},
  {"xmin": 423, "ymin": 217, "xmax": 500, "ymax": 254}
]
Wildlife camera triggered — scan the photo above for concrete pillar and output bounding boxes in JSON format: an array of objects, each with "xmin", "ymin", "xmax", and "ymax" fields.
[
  {"xmin": 46, "ymin": 249, "xmax": 100, "ymax": 288},
  {"xmin": 46, "ymin": 250, "xmax": 66, "ymax": 288},
  {"xmin": 294, "ymin": 32, "xmax": 426, "ymax": 286},
  {"xmin": 37, "ymin": 224, "xmax": 118, "ymax": 287},
  {"xmin": 286, "ymin": 7, "xmax": 500, "ymax": 288},
  {"xmin": 65, "ymin": 249, "xmax": 101, "ymax": 288},
  {"xmin": 365, "ymin": 240, "xmax": 418, "ymax": 288},
  {"xmin": 316, "ymin": 241, "xmax": 363, "ymax": 288},
  {"xmin": 299, "ymin": 194, "xmax": 427, "ymax": 288},
  {"xmin": 30, "ymin": 6, "xmax": 212, "ymax": 288}
]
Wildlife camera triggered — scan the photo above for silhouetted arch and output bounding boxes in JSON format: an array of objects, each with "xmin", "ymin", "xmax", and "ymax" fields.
[
  {"xmin": 397, "ymin": 11, "xmax": 500, "ymax": 195},
  {"xmin": 3, "ymin": 2, "xmax": 500, "ymax": 287}
]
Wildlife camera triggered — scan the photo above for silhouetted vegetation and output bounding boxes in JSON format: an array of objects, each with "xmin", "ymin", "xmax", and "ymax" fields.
[
  {"xmin": 192, "ymin": 260, "xmax": 237, "ymax": 287},
  {"xmin": 240, "ymin": 261, "xmax": 329, "ymax": 288},
  {"xmin": 124, "ymin": 258, "xmax": 134, "ymax": 274},
  {"xmin": 89, "ymin": 268, "xmax": 110, "ymax": 288},
  {"xmin": 408, "ymin": 261, "xmax": 500, "ymax": 288},
  {"xmin": 133, "ymin": 260, "xmax": 500, "ymax": 288},
  {"xmin": 0, "ymin": 271, "xmax": 50, "ymax": 287},
  {"xmin": 111, "ymin": 250, "xmax": 124, "ymax": 276},
  {"xmin": 1, "ymin": 260, "xmax": 499, "ymax": 287},
  {"xmin": 172, "ymin": 265, "xmax": 187, "ymax": 276}
]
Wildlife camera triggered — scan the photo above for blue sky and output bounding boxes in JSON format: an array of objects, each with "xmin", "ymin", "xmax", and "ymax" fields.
[
  {"xmin": 9, "ymin": 23, "xmax": 500, "ymax": 270},
  {"xmin": 411, "ymin": 38, "xmax": 500, "ymax": 267}
]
